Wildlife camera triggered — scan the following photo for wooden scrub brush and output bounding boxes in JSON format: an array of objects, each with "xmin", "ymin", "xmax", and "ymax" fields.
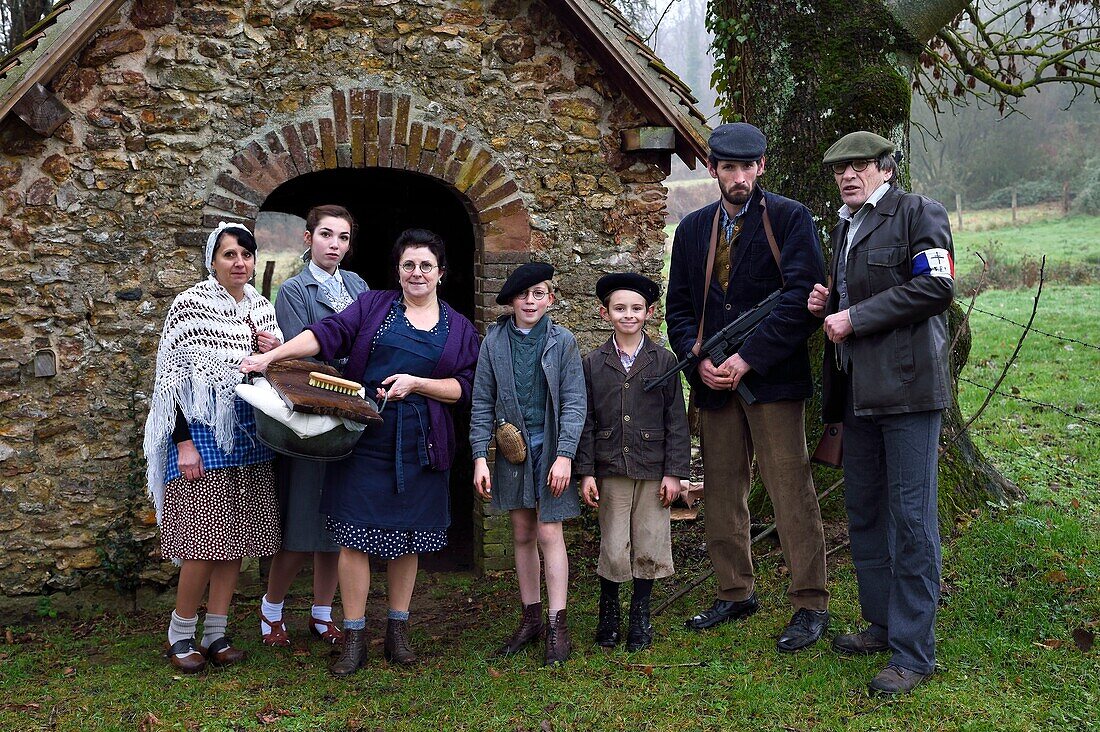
[{"xmin": 308, "ymin": 372, "xmax": 363, "ymax": 396}]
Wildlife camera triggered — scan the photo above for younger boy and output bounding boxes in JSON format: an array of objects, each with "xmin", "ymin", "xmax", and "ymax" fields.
[
  {"xmin": 470, "ymin": 262, "xmax": 587, "ymax": 665},
  {"xmin": 577, "ymin": 273, "xmax": 690, "ymax": 651}
]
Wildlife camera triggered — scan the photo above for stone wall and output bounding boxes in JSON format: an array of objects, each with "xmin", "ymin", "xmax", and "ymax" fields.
[{"xmin": 0, "ymin": 0, "xmax": 671, "ymax": 602}]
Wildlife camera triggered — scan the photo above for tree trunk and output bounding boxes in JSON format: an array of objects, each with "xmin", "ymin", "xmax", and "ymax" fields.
[{"xmin": 713, "ymin": 0, "xmax": 1019, "ymax": 514}]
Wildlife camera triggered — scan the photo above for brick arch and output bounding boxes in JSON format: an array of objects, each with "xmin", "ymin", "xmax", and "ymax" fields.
[{"xmin": 201, "ymin": 87, "xmax": 531, "ymax": 259}]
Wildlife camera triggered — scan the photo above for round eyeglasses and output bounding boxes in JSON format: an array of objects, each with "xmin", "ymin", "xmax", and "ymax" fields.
[
  {"xmin": 830, "ymin": 159, "xmax": 874, "ymax": 175},
  {"xmin": 519, "ymin": 288, "xmax": 550, "ymax": 301},
  {"xmin": 400, "ymin": 261, "xmax": 439, "ymax": 274}
]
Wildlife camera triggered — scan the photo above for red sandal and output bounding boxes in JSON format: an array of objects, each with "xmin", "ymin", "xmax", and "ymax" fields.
[
  {"xmin": 310, "ymin": 616, "xmax": 345, "ymax": 645},
  {"xmin": 259, "ymin": 608, "xmax": 291, "ymax": 647}
]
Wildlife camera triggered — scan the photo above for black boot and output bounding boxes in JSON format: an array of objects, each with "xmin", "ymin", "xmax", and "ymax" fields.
[
  {"xmin": 595, "ymin": 579, "xmax": 621, "ymax": 647},
  {"xmin": 384, "ymin": 618, "xmax": 418, "ymax": 665},
  {"xmin": 329, "ymin": 628, "xmax": 367, "ymax": 676},
  {"xmin": 495, "ymin": 602, "xmax": 545, "ymax": 656},
  {"xmin": 626, "ymin": 588, "xmax": 653, "ymax": 652}
]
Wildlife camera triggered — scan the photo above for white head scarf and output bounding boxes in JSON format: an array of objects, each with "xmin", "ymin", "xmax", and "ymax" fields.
[{"xmin": 204, "ymin": 221, "xmax": 254, "ymax": 275}]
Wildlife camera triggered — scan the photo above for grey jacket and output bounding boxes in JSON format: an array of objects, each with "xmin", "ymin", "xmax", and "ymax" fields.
[
  {"xmin": 576, "ymin": 334, "xmax": 690, "ymax": 481},
  {"xmin": 821, "ymin": 186, "xmax": 955, "ymax": 419},
  {"xmin": 470, "ymin": 314, "xmax": 586, "ymax": 522},
  {"xmin": 275, "ymin": 265, "xmax": 369, "ymax": 360}
]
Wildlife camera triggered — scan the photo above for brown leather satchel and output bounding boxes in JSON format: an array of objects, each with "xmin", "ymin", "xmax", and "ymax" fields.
[{"xmin": 811, "ymin": 423, "xmax": 843, "ymax": 467}]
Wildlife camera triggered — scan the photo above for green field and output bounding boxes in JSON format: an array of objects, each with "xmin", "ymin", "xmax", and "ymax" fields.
[{"xmin": 1, "ymin": 210, "xmax": 1098, "ymax": 730}]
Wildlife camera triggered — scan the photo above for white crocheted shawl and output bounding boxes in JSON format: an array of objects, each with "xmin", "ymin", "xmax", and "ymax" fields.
[{"xmin": 142, "ymin": 276, "xmax": 282, "ymax": 524}]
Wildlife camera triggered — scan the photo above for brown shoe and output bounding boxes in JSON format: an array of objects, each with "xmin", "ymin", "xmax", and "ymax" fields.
[
  {"xmin": 259, "ymin": 608, "xmax": 291, "ymax": 648},
  {"xmin": 310, "ymin": 617, "xmax": 344, "ymax": 645},
  {"xmin": 832, "ymin": 628, "xmax": 890, "ymax": 656},
  {"xmin": 201, "ymin": 636, "xmax": 246, "ymax": 667},
  {"xmin": 329, "ymin": 627, "xmax": 367, "ymax": 677},
  {"xmin": 868, "ymin": 664, "xmax": 931, "ymax": 695},
  {"xmin": 164, "ymin": 638, "xmax": 206, "ymax": 674},
  {"xmin": 544, "ymin": 609, "xmax": 572, "ymax": 666},
  {"xmin": 495, "ymin": 602, "xmax": 545, "ymax": 657},
  {"xmin": 384, "ymin": 618, "xmax": 418, "ymax": 665}
]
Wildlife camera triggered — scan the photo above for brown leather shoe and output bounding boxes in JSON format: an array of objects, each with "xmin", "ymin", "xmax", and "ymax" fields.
[
  {"xmin": 259, "ymin": 608, "xmax": 291, "ymax": 648},
  {"xmin": 869, "ymin": 664, "xmax": 931, "ymax": 695},
  {"xmin": 201, "ymin": 636, "xmax": 246, "ymax": 667},
  {"xmin": 330, "ymin": 628, "xmax": 367, "ymax": 677},
  {"xmin": 310, "ymin": 617, "xmax": 345, "ymax": 645},
  {"xmin": 164, "ymin": 638, "xmax": 206, "ymax": 674},
  {"xmin": 544, "ymin": 609, "xmax": 572, "ymax": 666},
  {"xmin": 832, "ymin": 628, "xmax": 890, "ymax": 656},
  {"xmin": 384, "ymin": 618, "xmax": 418, "ymax": 665},
  {"xmin": 495, "ymin": 602, "xmax": 545, "ymax": 657}
]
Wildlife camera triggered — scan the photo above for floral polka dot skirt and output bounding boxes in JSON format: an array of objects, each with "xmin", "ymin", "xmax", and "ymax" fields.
[
  {"xmin": 161, "ymin": 461, "xmax": 280, "ymax": 561},
  {"xmin": 326, "ymin": 519, "xmax": 447, "ymax": 560}
]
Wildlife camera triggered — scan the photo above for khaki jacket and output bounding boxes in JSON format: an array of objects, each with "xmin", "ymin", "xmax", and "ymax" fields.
[{"xmin": 576, "ymin": 334, "xmax": 690, "ymax": 480}]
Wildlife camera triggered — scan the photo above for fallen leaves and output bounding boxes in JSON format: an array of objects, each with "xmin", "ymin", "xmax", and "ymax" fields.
[
  {"xmin": 1072, "ymin": 628, "xmax": 1095, "ymax": 653},
  {"xmin": 256, "ymin": 706, "xmax": 294, "ymax": 725},
  {"xmin": 138, "ymin": 712, "xmax": 160, "ymax": 731}
]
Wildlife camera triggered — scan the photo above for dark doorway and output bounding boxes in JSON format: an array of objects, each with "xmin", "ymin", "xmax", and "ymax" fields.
[{"xmin": 259, "ymin": 168, "xmax": 478, "ymax": 572}]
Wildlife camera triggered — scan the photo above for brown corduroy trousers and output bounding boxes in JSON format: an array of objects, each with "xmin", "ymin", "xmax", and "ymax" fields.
[{"xmin": 699, "ymin": 397, "xmax": 829, "ymax": 611}]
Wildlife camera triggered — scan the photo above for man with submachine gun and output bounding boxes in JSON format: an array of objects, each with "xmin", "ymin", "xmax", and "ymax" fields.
[
  {"xmin": 664, "ymin": 122, "xmax": 830, "ymax": 656},
  {"xmin": 644, "ymin": 289, "xmax": 781, "ymax": 403}
]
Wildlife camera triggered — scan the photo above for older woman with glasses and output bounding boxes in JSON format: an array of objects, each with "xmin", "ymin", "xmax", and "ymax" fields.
[{"xmin": 241, "ymin": 229, "xmax": 479, "ymax": 676}]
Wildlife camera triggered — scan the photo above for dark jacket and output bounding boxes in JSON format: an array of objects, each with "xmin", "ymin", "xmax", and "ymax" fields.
[
  {"xmin": 575, "ymin": 334, "xmax": 690, "ymax": 481},
  {"xmin": 821, "ymin": 186, "xmax": 954, "ymax": 420},
  {"xmin": 666, "ymin": 186, "xmax": 827, "ymax": 408},
  {"xmin": 308, "ymin": 290, "xmax": 480, "ymax": 471}
]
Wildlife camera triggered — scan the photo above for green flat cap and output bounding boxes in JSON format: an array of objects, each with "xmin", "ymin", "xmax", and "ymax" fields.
[{"xmin": 822, "ymin": 131, "xmax": 895, "ymax": 165}]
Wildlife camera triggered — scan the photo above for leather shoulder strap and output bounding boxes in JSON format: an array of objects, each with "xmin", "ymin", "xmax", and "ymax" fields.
[
  {"xmin": 692, "ymin": 204, "xmax": 723, "ymax": 356},
  {"xmin": 759, "ymin": 196, "xmax": 785, "ymax": 287}
]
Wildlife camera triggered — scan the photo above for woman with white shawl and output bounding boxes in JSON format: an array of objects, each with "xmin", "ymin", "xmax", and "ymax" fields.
[{"xmin": 143, "ymin": 222, "xmax": 283, "ymax": 674}]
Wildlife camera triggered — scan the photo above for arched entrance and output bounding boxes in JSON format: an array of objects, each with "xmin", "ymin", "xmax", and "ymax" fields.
[{"xmin": 256, "ymin": 168, "xmax": 478, "ymax": 572}]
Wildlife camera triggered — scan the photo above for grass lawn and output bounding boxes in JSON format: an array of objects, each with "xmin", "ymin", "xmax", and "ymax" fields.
[
  {"xmin": 952, "ymin": 211, "xmax": 1100, "ymax": 278},
  {"xmin": 2, "ymin": 212, "xmax": 1098, "ymax": 731}
]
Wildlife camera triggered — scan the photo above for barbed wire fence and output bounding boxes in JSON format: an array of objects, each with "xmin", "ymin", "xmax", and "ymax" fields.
[{"xmin": 655, "ymin": 259, "xmax": 1100, "ymax": 616}]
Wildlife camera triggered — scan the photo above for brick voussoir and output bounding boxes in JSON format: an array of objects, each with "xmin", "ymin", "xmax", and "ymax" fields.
[{"xmin": 332, "ymin": 89, "xmax": 349, "ymax": 144}]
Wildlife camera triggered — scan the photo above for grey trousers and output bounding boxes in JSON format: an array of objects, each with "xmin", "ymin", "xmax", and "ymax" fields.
[{"xmin": 843, "ymin": 392, "xmax": 943, "ymax": 675}]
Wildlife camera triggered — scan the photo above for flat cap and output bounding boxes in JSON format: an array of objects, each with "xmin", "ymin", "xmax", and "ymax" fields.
[
  {"xmin": 708, "ymin": 122, "xmax": 766, "ymax": 162},
  {"xmin": 496, "ymin": 262, "xmax": 554, "ymax": 304},
  {"xmin": 822, "ymin": 131, "xmax": 895, "ymax": 165},
  {"xmin": 596, "ymin": 272, "xmax": 661, "ymax": 306}
]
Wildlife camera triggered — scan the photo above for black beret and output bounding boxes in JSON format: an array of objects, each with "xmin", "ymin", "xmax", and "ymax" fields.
[
  {"xmin": 596, "ymin": 272, "xmax": 660, "ymax": 306},
  {"xmin": 496, "ymin": 262, "xmax": 555, "ymax": 305},
  {"xmin": 708, "ymin": 122, "xmax": 767, "ymax": 162},
  {"xmin": 822, "ymin": 131, "xmax": 895, "ymax": 165}
]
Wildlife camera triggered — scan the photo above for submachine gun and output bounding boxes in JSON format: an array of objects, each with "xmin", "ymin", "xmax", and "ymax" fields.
[{"xmin": 644, "ymin": 289, "xmax": 783, "ymax": 404}]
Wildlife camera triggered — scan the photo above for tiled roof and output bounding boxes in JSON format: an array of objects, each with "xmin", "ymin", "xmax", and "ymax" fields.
[
  {"xmin": 1, "ymin": 0, "xmax": 709, "ymax": 164},
  {"xmin": 0, "ymin": 0, "xmax": 127, "ymax": 121}
]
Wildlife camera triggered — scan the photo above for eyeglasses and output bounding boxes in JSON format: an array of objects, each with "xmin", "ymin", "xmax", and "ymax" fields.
[
  {"xmin": 519, "ymin": 288, "xmax": 550, "ymax": 301},
  {"xmin": 400, "ymin": 261, "xmax": 439, "ymax": 274},
  {"xmin": 830, "ymin": 159, "xmax": 874, "ymax": 175}
]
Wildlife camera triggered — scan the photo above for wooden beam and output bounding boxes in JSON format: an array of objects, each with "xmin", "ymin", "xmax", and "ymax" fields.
[{"xmin": 11, "ymin": 82, "xmax": 71, "ymax": 136}]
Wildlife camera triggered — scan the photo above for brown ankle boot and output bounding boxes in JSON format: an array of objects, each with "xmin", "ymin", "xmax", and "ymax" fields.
[
  {"xmin": 329, "ymin": 628, "xmax": 367, "ymax": 677},
  {"xmin": 544, "ymin": 608, "xmax": 572, "ymax": 666},
  {"xmin": 495, "ymin": 602, "xmax": 545, "ymax": 657},
  {"xmin": 384, "ymin": 618, "xmax": 418, "ymax": 665}
]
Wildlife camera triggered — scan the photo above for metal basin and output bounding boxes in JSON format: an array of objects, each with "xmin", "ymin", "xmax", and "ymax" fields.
[{"xmin": 253, "ymin": 398, "xmax": 380, "ymax": 462}]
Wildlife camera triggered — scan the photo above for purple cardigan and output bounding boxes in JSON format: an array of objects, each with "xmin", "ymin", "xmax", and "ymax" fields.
[{"xmin": 307, "ymin": 290, "xmax": 480, "ymax": 471}]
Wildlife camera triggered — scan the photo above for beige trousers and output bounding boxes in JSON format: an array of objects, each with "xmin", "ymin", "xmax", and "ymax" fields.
[
  {"xmin": 596, "ymin": 476, "xmax": 675, "ymax": 582},
  {"xmin": 699, "ymin": 397, "xmax": 828, "ymax": 611}
]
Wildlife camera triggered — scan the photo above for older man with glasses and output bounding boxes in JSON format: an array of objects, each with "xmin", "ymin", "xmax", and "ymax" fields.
[{"xmin": 808, "ymin": 131, "xmax": 955, "ymax": 695}]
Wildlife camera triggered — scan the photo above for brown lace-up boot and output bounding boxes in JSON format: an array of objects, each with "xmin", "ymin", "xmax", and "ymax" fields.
[
  {"xmin": 329, "ymin": 628, "xmax": 367, "ymax": 677},
  {"xmin": 383, "ymin": 618, "xmax": 418, "ymax": 665},
  {"xmin": 544, "ymin": 608, "xmax": 572, "ymax": 666},
  {"xmin": 495, "ymin": 602, "xmax": 545, "ymax": 657}
]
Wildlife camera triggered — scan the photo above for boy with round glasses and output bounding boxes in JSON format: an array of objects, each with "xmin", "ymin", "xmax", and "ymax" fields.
[{"xmin": 470, "ymin": 262, "xmax": 587, "ymax": 665}]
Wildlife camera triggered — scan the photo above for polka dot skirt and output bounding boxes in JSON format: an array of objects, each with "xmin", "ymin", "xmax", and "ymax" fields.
[
  {"xmin": 326, "ymin": 518, "xmax": 447, "ymax": 560},
  {"xmin": 161, "ymin": 461, "xmax": 280, "ymax": 561}
]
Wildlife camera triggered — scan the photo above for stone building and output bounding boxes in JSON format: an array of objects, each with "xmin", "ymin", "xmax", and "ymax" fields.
[{"xmin": 0, "ymin": 0, "xmax": 707, "ymax": 605}]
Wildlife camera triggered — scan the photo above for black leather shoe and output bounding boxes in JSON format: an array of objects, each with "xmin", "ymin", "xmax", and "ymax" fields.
[
  {"xmin": 595, "ymin": 590, "xmax": 621, "ymax": 648},
  {"xmin": 832, "ymin": 628, "xmax": 890, "ymax": 656},
  {"xmin": 776, "ymin": 608, "xmax": 829, "ymax": 653},
  {"xmin": 684, "ymin": 594, "xmax": 758, "ymax": 631},
  {"xmin": 868, "ymin": 664, "xmax": 931, "ymax": 695}
]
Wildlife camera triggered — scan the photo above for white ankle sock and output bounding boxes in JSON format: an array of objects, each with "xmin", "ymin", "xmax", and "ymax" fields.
[
  {"xmin": 311, "ymin": 604, "xmax": 333, "ymax": 634},
  {"xmin": 201, "ymin": 613, "xmax": 227, "ymax": 648},
  {"xmin": 260, "ymin": 594, "xmax": 284, "ymax": 636},
  {"xmin": 168, "ymin": 610, "xmax": 198, "ymax": 645}
]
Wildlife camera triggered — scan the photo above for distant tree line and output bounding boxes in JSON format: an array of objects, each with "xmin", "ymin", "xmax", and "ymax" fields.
[{"xmin": 1, "ymin": 0, "xmax": 52, "ymax": 56}]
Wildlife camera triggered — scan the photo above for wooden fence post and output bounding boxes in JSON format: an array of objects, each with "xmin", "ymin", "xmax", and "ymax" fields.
[
  {"xmin": 1012, "ymin": 189, "xmax": 1017, "ymax": 225},
  {"xmin": 955, "ymin": 193, "xmax": 963, "ymax": 231},
  {"xmin": 262, "ymin": 260, "xmax": 275, "ymax": 299}
]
